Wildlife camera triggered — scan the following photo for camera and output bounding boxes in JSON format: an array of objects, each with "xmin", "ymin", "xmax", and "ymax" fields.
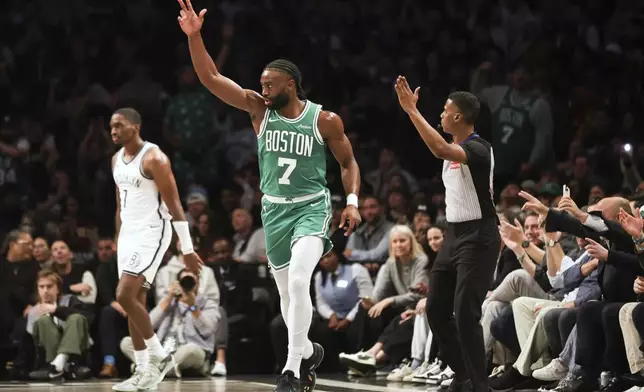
[{"xmin": 179, "ymin": 275, "xmax": 196, "ymax": 292}]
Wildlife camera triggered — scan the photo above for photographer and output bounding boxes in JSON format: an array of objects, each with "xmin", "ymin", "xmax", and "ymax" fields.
[{"xmin": 120, "ymin": 268, "xmax": 219, "ymax": 377}]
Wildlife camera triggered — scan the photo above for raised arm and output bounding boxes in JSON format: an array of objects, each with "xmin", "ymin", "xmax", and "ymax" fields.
[
  {"xmin": 395, "ymin": 76, "xmax": 468, "ymax": 163},
  {"xmin": 319, "ymin": 111, "xmax": 362, "ymax": 235},
  {"xmin": 177, "ymin": 0, "xmax": 265, "ymax": 121},
  {"xmin": 142, "ymin": 147, "xmax": 203, "ymax": 272}
]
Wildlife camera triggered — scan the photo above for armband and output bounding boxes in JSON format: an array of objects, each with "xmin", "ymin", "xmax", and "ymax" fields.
[
  {"xmin": 172, "ymin": 221, "xmax": 194, "ymax": 255},
  {"xmin": 346, "ymin": 193, "xmax": 358, "ymax": 208}
]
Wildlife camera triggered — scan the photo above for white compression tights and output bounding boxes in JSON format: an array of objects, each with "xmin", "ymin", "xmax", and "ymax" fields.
[{"xmin": 272, "ymin": 236, "xmax": 324, "ymax": 379}]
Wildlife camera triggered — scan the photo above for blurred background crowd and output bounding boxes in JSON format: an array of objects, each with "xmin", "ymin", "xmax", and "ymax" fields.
[{"xmin": 2, "ymin": 0, "xmax": 644, "ymax": 388}]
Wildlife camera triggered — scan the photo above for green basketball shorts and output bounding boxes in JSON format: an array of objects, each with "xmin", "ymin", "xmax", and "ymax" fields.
[{"xmin": 260, "ymin": 189, "xmax": 334, "ymax": 271}]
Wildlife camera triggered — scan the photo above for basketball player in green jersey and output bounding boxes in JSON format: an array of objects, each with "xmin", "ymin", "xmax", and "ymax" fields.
[{"xmin": 176, "ymin": 1, "xmax": 362, "ymax": 391}]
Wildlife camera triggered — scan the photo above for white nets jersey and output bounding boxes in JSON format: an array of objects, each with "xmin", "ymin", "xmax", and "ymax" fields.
[
  {"xmin": 113, "ymin": 142, "xmax": 172, "ymax": 232},
  {"xmin": 113, "ymin": 142, "xmax": 173, "ymax": 287}
]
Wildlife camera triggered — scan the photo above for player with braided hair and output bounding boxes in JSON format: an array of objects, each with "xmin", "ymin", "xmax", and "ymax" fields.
[{"xmin": 176, "ymin": 0, "xmax": 362, "ymax": 391}]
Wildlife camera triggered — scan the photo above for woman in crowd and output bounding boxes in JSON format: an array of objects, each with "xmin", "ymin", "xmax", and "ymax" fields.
[
  {"xmin": 308, "ymin": 249, "xmax": 373, "ymax": 371},
  {"xmin": 338, "ymin": 225, "xmax": 429, "ymax": 375},
  {"xmin": 387, "ymin": 226, "xmax": 446, "ymax": 383}
]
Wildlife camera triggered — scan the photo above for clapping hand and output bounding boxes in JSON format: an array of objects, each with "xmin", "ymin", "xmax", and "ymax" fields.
[
  {"xmin": 618, "ymin": 207, "xmax": 643, "ymax": 237},
  {"xmin": 498, "ymin": 219, "xmax": 526, "ymax": 251}
]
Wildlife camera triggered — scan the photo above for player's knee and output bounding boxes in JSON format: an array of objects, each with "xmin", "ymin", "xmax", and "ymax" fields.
[
  {"xmin": 116, "ymin": 284, "xmax": 136, "ymax": 307},
  {"xmin": 287, "ymin": 274, "xmax": 310, "ymax": 295}
]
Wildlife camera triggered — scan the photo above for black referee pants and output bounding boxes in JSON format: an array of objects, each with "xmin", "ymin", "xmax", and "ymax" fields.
[{"xmin": 426, "ymin": 218, "xmax": 500, "ymax": 392}]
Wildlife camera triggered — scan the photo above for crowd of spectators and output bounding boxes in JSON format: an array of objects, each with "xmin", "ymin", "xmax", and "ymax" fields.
[{"xmin": 2, "ymin": 0, "xmax": 644, "ymax": 390}]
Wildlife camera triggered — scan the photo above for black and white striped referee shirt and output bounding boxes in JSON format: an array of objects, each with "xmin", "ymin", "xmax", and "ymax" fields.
[{"xmin": 442, "ymin": 134, "xmax": 497, "ymax": 223}]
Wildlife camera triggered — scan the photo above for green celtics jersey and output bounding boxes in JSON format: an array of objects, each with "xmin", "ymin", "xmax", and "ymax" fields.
[{"xmin": 257, "ymin": 100, "xmax": 327, "ymax": 198}]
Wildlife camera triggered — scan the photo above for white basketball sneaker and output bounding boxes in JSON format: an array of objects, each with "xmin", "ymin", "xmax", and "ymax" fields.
[
  {"xmin": 136, "ymin": 353, "xmax": 174, "ymax": 390},
  {"xmin": 112, "ymin": 365, "xmax": 147, "ymax": 392}
]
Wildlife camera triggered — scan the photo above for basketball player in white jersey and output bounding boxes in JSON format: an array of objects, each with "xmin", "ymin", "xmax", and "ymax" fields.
[{"xmin": 110, "ymin": 108, "xmax": 204, "ymax": 392}]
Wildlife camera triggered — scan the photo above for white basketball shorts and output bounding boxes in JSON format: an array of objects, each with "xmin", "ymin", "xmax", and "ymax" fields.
[{"xmin": 118, "ymin": 220, "xmax": 172, "ymax": 288}]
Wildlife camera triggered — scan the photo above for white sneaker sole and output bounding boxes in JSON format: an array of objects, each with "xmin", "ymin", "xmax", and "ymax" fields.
[
  {"xmin": 112, "ymin": 383, "xmax": 157, "ymax": 392},
  {"xmin": 137, "ymin": 356, "xmax": 174, "ymax": 391}
]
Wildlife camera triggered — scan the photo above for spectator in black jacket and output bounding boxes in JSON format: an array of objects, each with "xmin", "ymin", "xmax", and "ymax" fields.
[
  {"xmin": 50, "ymin": 240, "xmax": 97, "ymax": 305},
  {"xmin": 27, "ymin": 270, "xmax": 92, "ymax": 381},
  {"xmin": 206, "ymin": 237, "xmax": 255, "ymax": 376},
  {"xmin": 0, "ymin": 230, "xmax": 37, "ymax": 368},
  {"xmin": 518, "ymin": 192, "xmax": 640, "ymax": 391},
  {"xmin": 207, "ymin": 237, "xmax": 254, "ymax": 317},
  {"xmin": 536, "ymin": 194, "xmax": 639, "ymax": 302},
  {"xmin": 94, "ymin": 237, "xmax": 126, "ymax": 378}
]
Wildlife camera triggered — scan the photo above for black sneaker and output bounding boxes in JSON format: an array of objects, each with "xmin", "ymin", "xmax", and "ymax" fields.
[
  {"xmin": 489, "ymin": 367, "xmax": 534, "ymax": 391},
  {"xmin": 65, "ymin": 361, "xmax": 92, "ymax": 381},
  {"xmin": 598, "ymin": 377, "xmax": 631, "ymax": 392},
  {"xmin": 301, "ymin": 343, "xmax": 324, "ymax": 373},
  {"xmin": 449, "ymin": 378, "xmax": 473, "ymax": 392},
  {"xmin": 274, "ymin": 370, "xmax": 300, "ymax": 392},
  {"xmin": 300, "ymin": 370, "xmax": 317, "ymax": 392},
  {"xmin": 29, "ymin": 364, "xmax": 63, "ymax": 381}
]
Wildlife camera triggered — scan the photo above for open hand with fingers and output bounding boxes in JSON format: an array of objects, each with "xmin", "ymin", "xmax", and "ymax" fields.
[
  {"xmin": 498, "ymin": 219, "xmax": 526, "ymax": 251},
  {"xmin": 519, "ymin": 191, "xmax": 549, "ymax": 219},
  {"xmin": 618, "ymin": 207, "xmax": 643, "ymax": 237},
  {"xmin": 177, "ymin": 0, "xmax": 207, "ymax": 36},
  {"xmin": 394, "ymin": 76, "xmax": 420, "ymax": 114}
]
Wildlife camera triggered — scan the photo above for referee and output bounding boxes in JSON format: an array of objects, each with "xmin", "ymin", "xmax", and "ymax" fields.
[{"xmin": 395, "ymin": 76, "xmax": 500, "ymax": 392}]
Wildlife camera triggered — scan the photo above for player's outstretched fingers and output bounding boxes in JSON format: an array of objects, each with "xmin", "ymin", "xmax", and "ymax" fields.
[
  {"xmin": 185, "ymin": 0, "xmax": 194, "ymax": 11},
  {"xmin": 177, "ymin": 0, "xmax": 188, "ymax": 12},
  {"xmin": 346, "ymin": 219, "xmax": 357, "ymax": 236}
]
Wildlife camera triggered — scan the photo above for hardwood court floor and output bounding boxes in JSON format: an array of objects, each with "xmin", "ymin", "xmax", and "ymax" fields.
[{"xmin": 0, "ymin": 375, "xmax": 438, "ymax": 391}]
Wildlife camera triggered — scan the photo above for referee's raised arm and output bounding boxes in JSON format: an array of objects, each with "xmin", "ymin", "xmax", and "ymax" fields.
[{"xmin": 394, "ymin": 76, "xmax": 480, "ymax": 163}]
